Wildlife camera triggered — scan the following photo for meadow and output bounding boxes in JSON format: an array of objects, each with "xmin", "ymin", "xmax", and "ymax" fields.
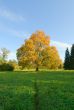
[{"xmin": 0, "ymin": 71, "xmax": 74, "ymax": 110}]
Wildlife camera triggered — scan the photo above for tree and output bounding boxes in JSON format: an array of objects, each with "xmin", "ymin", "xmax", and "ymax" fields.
[
  {"xmin": 17, "ymin": 31, "xmax": 62, "ymax": 71},
  {"xmin": 64, "ymin": 48, "xmax": 70, "ymax": 70},
  {"xmin": 70, "ymin": 44, "xmax": 74, "ymax": 69},
  {"xmin": 0, "ymin": 48, "xmax": 10, "ymax": 62}
]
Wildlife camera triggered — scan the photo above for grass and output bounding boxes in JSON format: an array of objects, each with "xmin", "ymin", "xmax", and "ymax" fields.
[{"xmin": 0, "ymin": 71, "xmax": 74, "ymax": 110}]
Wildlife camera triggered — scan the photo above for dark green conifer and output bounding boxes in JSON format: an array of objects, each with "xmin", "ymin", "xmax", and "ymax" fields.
[{"xmin": 64, "ymin": 48, "xmax": 70, "ymax": 70}]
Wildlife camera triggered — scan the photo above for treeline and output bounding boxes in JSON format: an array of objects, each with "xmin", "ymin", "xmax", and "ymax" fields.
[{"xmin": 64, "ymin": 44, "xmax": 74, "ymax": 70}]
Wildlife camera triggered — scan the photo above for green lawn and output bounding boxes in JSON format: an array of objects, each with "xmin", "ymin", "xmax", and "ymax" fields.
[{"xmin": 0, "ymin": 71, "xmax": 74, "ymax": 110}]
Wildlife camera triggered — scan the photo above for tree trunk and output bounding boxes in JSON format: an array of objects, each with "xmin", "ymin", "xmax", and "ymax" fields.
[{"xmin": 36, "ymin": 67, "xmax": 38, "ymax": 71}]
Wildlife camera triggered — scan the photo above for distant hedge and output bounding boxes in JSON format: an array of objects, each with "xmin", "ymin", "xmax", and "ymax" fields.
[{"xmin": 0, "ymin": 63, "xmax": 14, "ymax": 71}]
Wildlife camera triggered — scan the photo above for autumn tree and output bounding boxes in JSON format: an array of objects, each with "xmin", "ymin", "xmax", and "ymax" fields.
[
  {"xmin": 17, "ymin": 31, "xmax": 62, "ymax": 71},
  {"xmin": 64, "ymin": 48, "xmax": 70, "ymax": 70}
]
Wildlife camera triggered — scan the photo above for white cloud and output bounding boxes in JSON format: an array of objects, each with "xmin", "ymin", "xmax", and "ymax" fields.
[
  {"xmin": 0, "ymin": 8, "xmax": 25, "ymax": 22},
  {"xmin": 51, "ymin": 40, "xmax": 71, "ymax": 49}
]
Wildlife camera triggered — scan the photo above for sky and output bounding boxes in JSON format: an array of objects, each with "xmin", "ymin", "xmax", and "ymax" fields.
[{"xmin": 0, "ymin": 0, "xmax": 74, "ymax": 61}]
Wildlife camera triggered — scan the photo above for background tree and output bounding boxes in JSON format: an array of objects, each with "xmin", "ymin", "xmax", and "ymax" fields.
[
  {"xmin": 64, "ymin": 48, "xmax": 70, "ymax": 70},
  {"xmin": 17, "ymin": 31, "xmax": 62, "ymax": 71},
  {"xmin": 0, "ymin": 48, "xmax": 10, "ymax": 62},
  {"xmin": 70, "ymin": 44, "xmax": 74, "ymax": 69},
  {"xmin": 0, "ymin": 48, "xmax": 14, "ymax": 71}
]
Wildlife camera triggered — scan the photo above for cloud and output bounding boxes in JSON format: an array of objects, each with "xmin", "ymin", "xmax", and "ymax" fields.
[
  {"xmin": 0, "ymin": 8, "xmax": 25, "ymax": 22},
  {"xmin": 51, "ymin": 40, "xmax": 71, "ymax": 49}
]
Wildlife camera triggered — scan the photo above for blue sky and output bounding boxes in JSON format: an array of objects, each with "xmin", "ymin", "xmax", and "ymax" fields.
[{"xmin": 0, "ymin": 0, "xmax": 74, "ymax": 61}]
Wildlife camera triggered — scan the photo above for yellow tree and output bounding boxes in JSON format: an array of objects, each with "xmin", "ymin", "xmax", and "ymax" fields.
[{"xmin": 17, "ymin": 31, "xmax": 62, "ymax": 71}]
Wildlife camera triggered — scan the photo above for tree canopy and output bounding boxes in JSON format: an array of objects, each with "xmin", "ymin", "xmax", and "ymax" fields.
[{"xmin": 17, "ymin": 31, "xmax": 62, "ymax": 71}]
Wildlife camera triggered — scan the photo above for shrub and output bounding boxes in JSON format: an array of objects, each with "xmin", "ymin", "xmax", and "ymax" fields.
[{"xmin": 0, "ymin": 63, "xmax": 14, "ymax": 71}]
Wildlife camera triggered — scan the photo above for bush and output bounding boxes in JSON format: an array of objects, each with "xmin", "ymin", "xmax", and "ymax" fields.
[{"xmin": 0, "ymin": 63, "xmax": 14, "ymax": 71}]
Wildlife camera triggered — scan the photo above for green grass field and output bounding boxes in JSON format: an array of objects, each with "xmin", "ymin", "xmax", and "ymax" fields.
[{"xmin": 0, "ymin": 71, "xmax": 74, "ymax": 110}]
